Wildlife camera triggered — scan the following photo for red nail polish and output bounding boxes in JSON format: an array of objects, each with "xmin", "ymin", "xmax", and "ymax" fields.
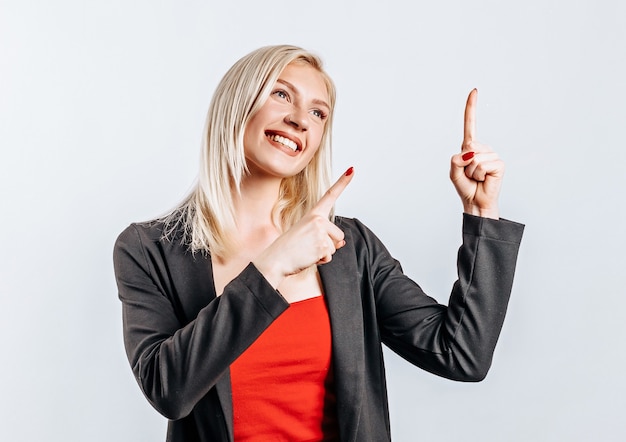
[
  {"xmin": 462, "ymin": 152, "xmax": 475, "ymax": 161},
  {"xmin": 344, "ymin": 166, "xmax": 354, "ymax": 176}
]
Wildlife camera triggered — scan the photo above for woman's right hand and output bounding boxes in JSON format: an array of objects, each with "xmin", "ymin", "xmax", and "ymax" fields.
[
  {"xmin": 449, "ymin": 89, "xmax": 504, "ymax": 219},
  {"xmin": 253, "ymin": 167, "xmax": 354, "ymax": 289}
]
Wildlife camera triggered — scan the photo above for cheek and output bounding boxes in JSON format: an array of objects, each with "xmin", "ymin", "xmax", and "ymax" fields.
[
  {"xmin": 243, "ymin": 119, "xmax": 262, "ymax": 148},
  {"xmin": 305, "ymin": 136, "xmax": 323, "ymax": 161},
  {"xmin": 309, "ymin": 128, "xmax": 325, "ymax": 153}
]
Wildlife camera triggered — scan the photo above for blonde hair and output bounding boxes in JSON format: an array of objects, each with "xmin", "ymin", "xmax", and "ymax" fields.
[{"xmin": 164, "ymin": 45, "xmax": 336, "ymax": 257}]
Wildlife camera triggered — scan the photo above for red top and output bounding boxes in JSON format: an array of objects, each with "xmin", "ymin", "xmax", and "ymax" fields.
[{"xmin": 230, "ymin": 295, "xmax": 339, "ymax": 441}]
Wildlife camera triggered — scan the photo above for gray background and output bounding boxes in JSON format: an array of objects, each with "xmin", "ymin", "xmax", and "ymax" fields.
[{"xmin": 1, "ymin": 0, "xmax": 625, "ymax": 440}]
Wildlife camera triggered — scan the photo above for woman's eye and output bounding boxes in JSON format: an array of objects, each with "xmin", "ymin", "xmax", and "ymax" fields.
[
  {"xmin": 311, "ymin": 109, "xmax": 327, "ymax": 120},
  {"xmin": 273, "ymin": 90, "xmax": 289, "ymax": 100}
]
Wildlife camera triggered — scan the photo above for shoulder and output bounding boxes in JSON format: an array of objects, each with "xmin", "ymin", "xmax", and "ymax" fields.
[
  {"xmin": 335, "ymin": 216, "xmax": 381, "ymax": 241},
  {"xmin": 113, "ymin": 215, "xmax": 189, "ymax": 261},
  {"xmin": 334, "ymin": 215, "xmax": 391, "ymax": 256},
  {"xmin": 113, "ymin": 216, "xmax": 197, "ymax": 282},
  {"xmin": 333, "ymin": 215, "xmax": 406, "ymax": 280},
  {"xmin": 115, "ymin": 218, "xmax": 166, "ymax": 250}
]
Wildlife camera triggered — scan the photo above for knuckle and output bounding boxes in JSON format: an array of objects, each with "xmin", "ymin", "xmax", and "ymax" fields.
[
  {"xmin": 315, "ymin": 238, "xmax": 330, "ymax": 253},
  {"xmin": 311, "ymin": 215, "xmax": 326, "ymax": 227}
]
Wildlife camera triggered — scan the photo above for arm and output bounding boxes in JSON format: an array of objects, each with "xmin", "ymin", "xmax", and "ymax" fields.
[
  {"xmin": 114, "ymin": 170, "xmax": 354, "ymax": 419},
  {"xmin": 113, "ymin": 224, "xmax": 289, "ymax": 419},
  {"xmin": 362, "ymin": 215, "xmax": 523, "ymax": 381},
  {"xmin": 372, "ymin": 89, "xmax": 522, "ymax": 379}
]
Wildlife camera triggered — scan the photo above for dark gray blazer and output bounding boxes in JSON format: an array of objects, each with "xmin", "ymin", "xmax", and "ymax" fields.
[{"xmin": 113, "ymin": 214, "xmax": 524, "ymax": 441}]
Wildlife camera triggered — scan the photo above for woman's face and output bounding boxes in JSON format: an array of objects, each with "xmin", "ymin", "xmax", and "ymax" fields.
[{"xmin": 243, "ymin": 62, "xmax": 330, "ymax": 179}]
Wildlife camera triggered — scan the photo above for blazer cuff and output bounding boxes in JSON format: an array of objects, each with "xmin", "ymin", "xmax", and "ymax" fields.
[
  {"xmin": 238, "ymin": 263, "xmax": 290, "ymax": 316},
  {"xmin": 462, "ymin": 213, "xmax": 525, "ymax": 244}
]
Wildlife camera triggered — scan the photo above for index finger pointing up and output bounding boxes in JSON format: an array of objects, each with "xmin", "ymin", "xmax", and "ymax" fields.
[
  {"xmin": 313, "ymin": 167, "xmax": 355, "ymax": 216},
  {"xmin": 463, "ymin": 88, "xmax": 477, "ymax": 149}
]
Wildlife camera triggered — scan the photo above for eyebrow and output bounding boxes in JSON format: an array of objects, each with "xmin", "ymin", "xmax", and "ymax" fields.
[{"xmin": 276, "ymin": 78, "xmax": 330, "ymax": 110}]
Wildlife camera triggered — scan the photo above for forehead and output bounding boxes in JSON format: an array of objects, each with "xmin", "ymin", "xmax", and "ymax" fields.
[{"xmin": 277, "ymin": 62, "xmax": 330, "ymax": 104}]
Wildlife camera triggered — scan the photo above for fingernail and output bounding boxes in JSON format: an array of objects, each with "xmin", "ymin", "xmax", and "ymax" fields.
[
  {"xmin": 462, "ymin": 152, "xmax": 475, "ymax": 161},
  {"xmin": 344, "ymin": 166, "xmax": 354, "ymax": 176}
]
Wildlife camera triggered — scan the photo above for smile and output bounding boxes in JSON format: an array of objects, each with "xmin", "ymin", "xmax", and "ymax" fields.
[{"xmin": 267, "ymin": 133, "xmax": 300, "ymax": 152}]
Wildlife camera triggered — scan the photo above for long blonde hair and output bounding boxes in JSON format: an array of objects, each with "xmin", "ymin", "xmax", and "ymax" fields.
[{"xmin": 164, "ymin": 45, "xmax": 336, "ymax": 257}]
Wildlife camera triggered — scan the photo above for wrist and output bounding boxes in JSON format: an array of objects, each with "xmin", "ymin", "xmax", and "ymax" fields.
[
  {"xmin": 463, "ymin": 204, "xmax": 500, "ymax": 220},
  {"xmin": 252, "ymin": 256, "xmax": 285, "ymax": 289}
]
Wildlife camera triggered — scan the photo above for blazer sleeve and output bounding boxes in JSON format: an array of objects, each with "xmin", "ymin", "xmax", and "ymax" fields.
[
  {"xmin": 113, "ymin": 223, "xmax": 289, "ymax": 420},
  {"xmin": 353, "ymin": 214, "xmax": 524, "ymax": 381}
]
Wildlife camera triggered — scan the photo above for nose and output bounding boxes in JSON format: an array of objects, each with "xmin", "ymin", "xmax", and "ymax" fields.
[{"xmin": 284, "ymin": 109, "xmax": 309, "ymax": 131}]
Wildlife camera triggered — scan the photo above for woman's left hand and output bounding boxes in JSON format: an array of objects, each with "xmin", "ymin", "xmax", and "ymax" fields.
[{"xmin": 449, "ymin": 89, "xmax": 504, "ymax": 219}]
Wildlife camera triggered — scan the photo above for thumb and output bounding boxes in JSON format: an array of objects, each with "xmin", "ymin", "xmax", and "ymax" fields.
[{"xmin": 450, "ymin": 152, "xmax": 473, "ymax": 182}]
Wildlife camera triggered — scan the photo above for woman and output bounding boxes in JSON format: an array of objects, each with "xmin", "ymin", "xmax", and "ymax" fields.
[{"xmin": 114, "ymin": 45, "xmax": 524, "ymax": 441}]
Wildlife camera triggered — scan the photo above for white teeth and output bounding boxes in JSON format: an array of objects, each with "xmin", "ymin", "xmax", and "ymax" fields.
[{"xmin": 269, "ymin": 134, "xmax": 298, "ymax": 152}]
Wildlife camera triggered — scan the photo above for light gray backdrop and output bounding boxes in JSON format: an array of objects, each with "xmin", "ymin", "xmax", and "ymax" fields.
[{"xmin": 1, "ymin": 0, "xmax": 624, "ymax": 441}]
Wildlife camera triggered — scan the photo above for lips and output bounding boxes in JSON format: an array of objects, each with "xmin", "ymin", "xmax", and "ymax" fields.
[{"xmin": 266, "ymin": 132, "xmax": 301, "ymax": 152}]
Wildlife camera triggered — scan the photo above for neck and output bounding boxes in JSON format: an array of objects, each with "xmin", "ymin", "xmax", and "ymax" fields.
[{"xmin": 234, "ymin": 173, "xmax": 283, "ymax": 233}]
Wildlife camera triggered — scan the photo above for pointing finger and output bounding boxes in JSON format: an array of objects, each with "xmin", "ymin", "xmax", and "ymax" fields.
[
  {"xmin": 463, "ymin": 88, "xmax": 477, "ymax": 150},
  {"xmin": 313, "ymin": 166, "xmax": 354, "ymax": 216}
]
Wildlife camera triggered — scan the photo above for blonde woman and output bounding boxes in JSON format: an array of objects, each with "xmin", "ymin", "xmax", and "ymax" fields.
[{"xmin": 114, "ymin": 45, "xmax": 524, "ymax": 441}]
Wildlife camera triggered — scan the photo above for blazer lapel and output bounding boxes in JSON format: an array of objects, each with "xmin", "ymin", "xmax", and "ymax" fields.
[
  {"xmin": 199, "ymin": 254, "xmax": 235, "ymax": 442},
  {"xmin": 318, "ymin": 227, "xmax": 365, "ymax": 442},
  {"xmin": 215, "ymin": 372, "xmax": 234, "ymax": 441}
]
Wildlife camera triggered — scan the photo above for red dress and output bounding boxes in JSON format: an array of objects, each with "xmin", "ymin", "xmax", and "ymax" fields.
[{"xmin": 230, "ymin": 295, "xmax": 339, "ymax": 441}]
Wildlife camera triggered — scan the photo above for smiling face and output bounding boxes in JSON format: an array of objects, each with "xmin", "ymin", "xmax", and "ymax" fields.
[{"xmin": 243, "ymin": 62, "xmax": 331, "ymax": 179}]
